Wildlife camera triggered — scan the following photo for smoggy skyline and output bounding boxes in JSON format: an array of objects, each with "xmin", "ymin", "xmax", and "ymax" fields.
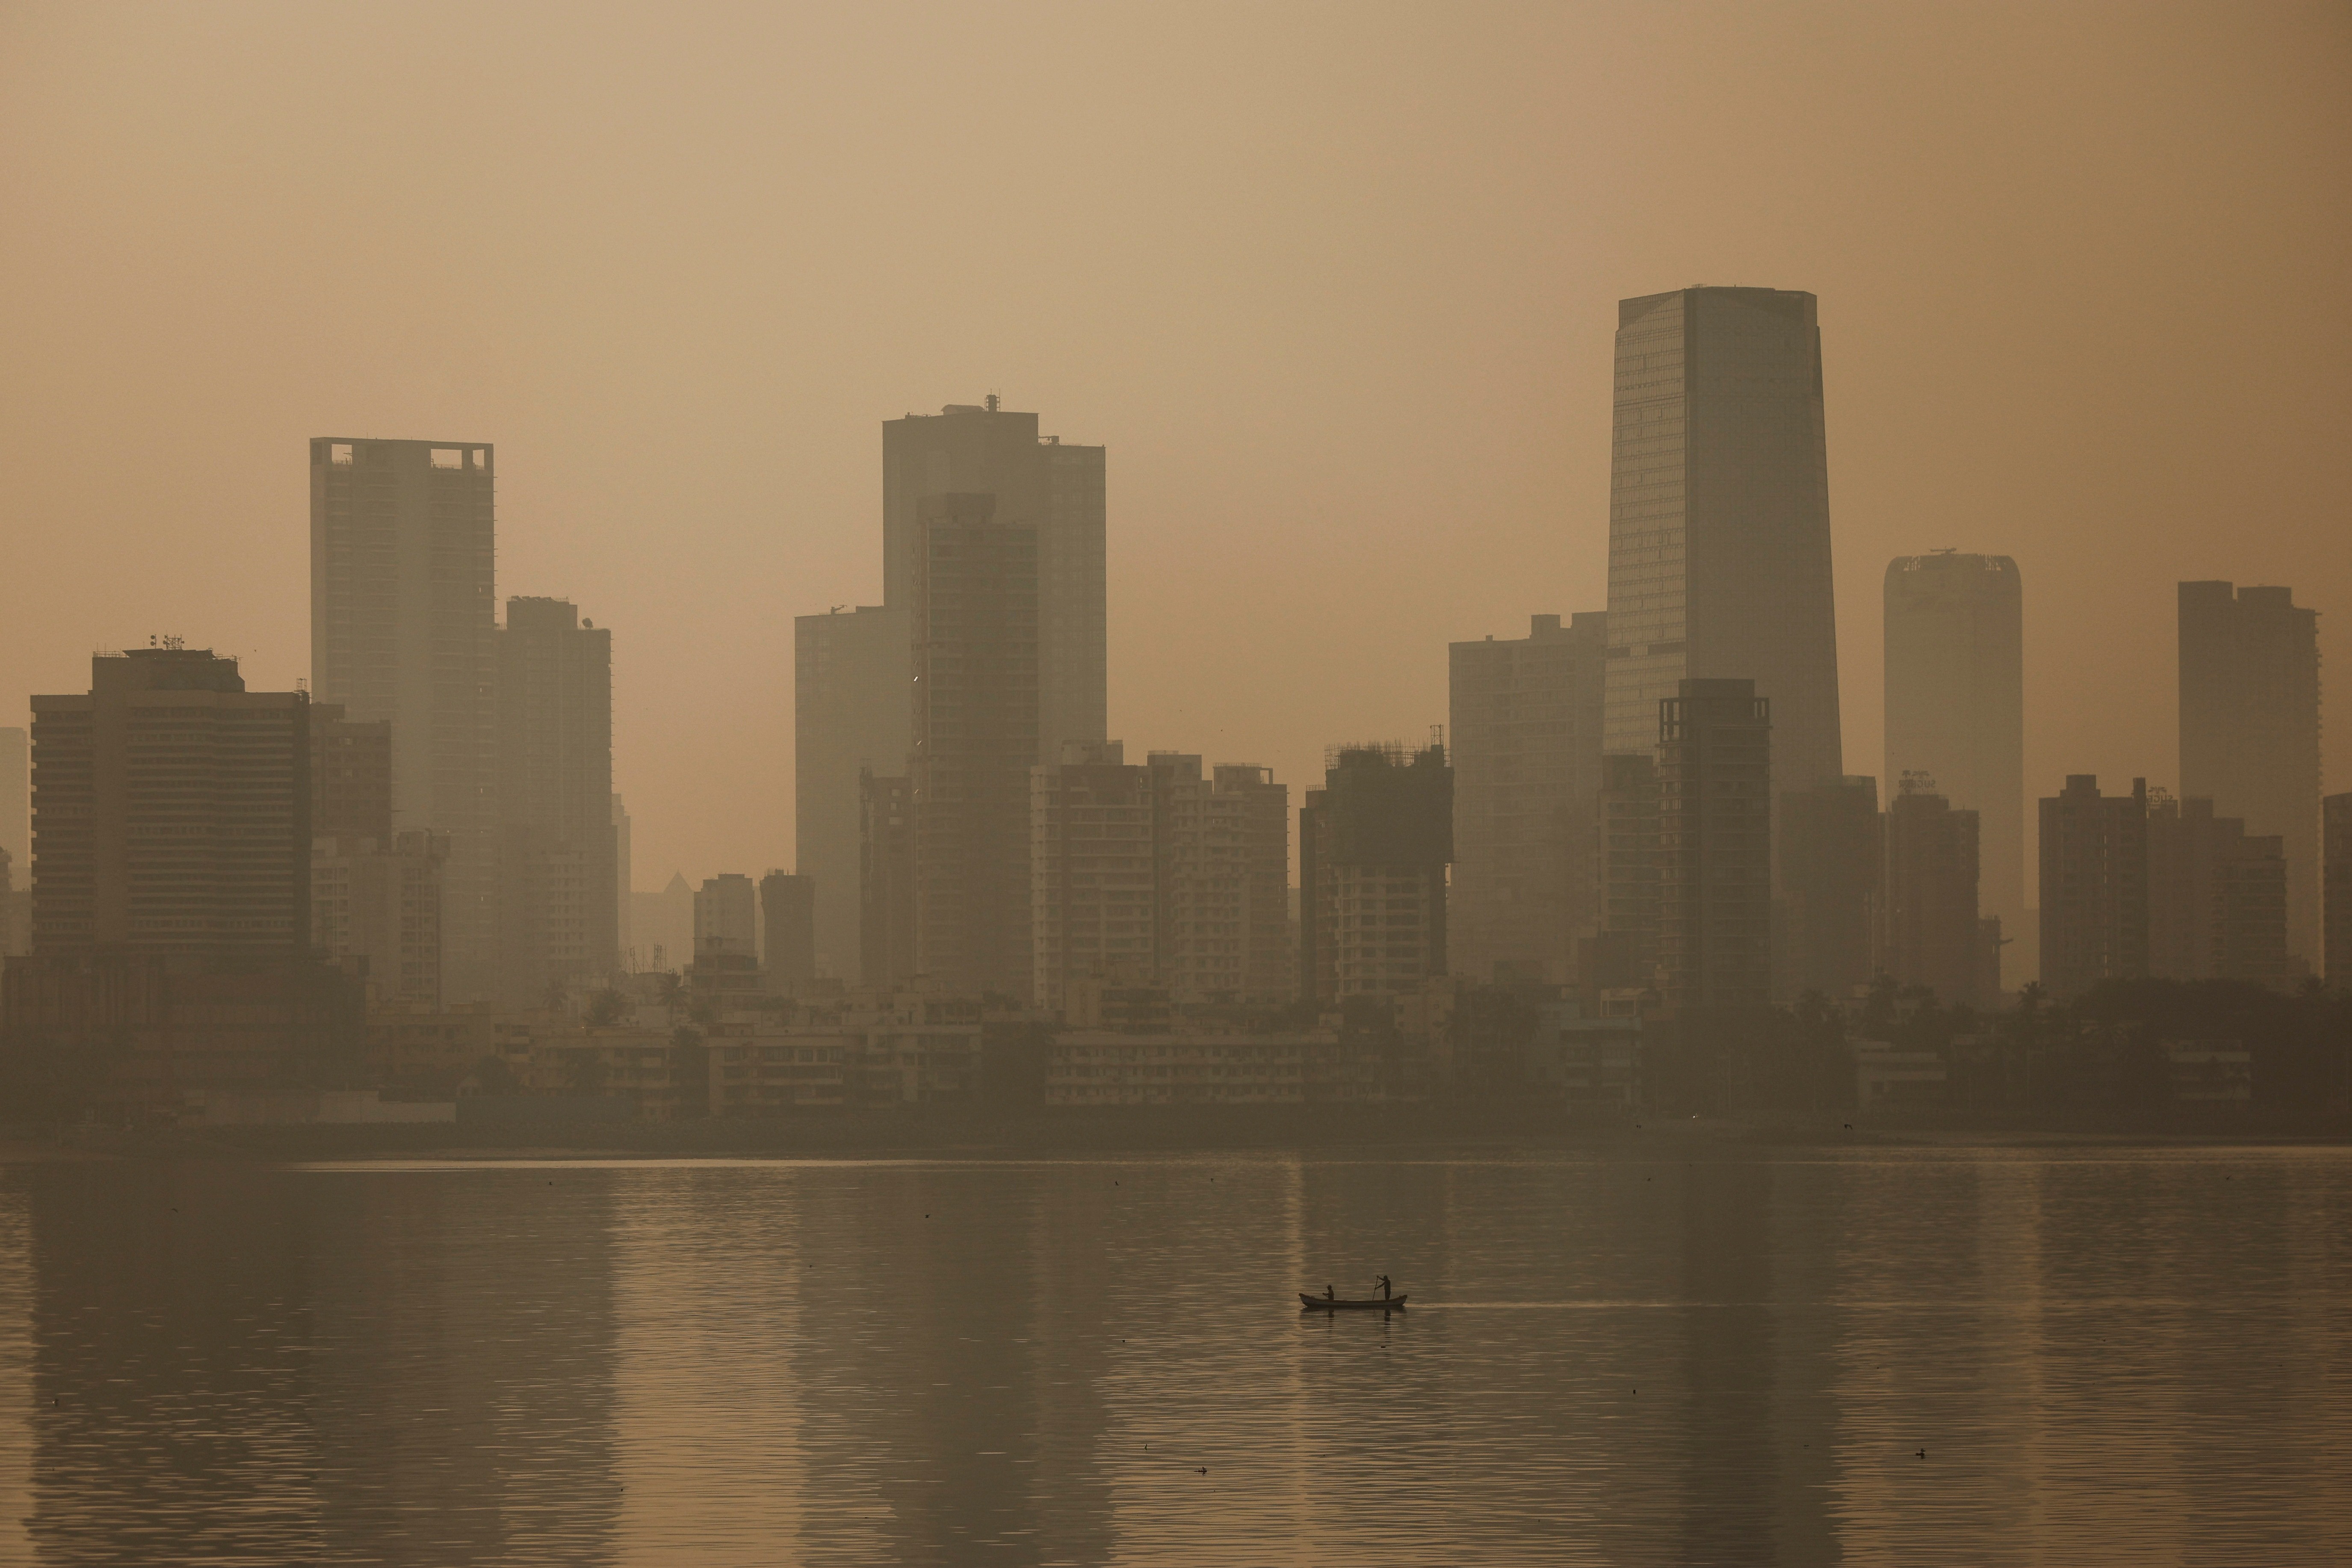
[{"xmin": 3, "ymin": 2, "xmax": 2347, "ymax": 888}]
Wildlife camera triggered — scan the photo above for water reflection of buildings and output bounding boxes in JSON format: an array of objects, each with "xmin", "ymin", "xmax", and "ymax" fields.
[{"xmin": 17, "ymin": 1163, "xmax": 623, "ymax": 1565}]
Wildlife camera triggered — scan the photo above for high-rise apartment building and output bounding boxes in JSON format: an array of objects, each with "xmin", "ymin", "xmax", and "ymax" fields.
[
  {"xmin": 308, "ymin": 702, "xmax": 442, "ymax": 1007},
  {"xmin": 1655, "ymin": 679, "xmax": 1773, "ymax": 1009},
  {"xmin": 760, "ymin": 871, "xmax": 816, "ymax": 990},
  {"xmin": 1604, "ymin": 290, "xmax": 1841, "ymax": 801},
  {"xmin": 1151, "ymin": 753, "xmax": 1291, "ymax": 1006},
  {"xmin": 1030, "ymin": 742, "xmax": 1156, "ymax": 1013},
  {"xmin": 882, "ymin": 399, "xmax": 1105, "ymax": 766},
  {"xmin": 2146, "ymin": 794, "xmax": 2291, "ymax": 985},
  {"xmin": 860, "ymin": 770, "xmax": 916, "ymax": 989},
  {"xmin": 1448, "ymin": 612, "xmax": 1607, "ymax": 985},
  {"xmin": 29, "ymin": 649, "xmax": 310, "ymax": 957},
  {"xmin": 910, "ymin": 493, "xmax": 1040, "ymax": 1000},
  {"xmin": 311, "ymin": 706, "xmax": 393, "ymax": 841},
  {"xmin": 612, "ymin": 794, "xmax": 632, "ymax": 968},
  {"xmin": 0, "ymin": 727, "xmax": 25, "ymax": 958},
  {"xmin": 2039, "ymin": 776, "xmax": 2149, "ymax": 999},
  {"xmin": 1779, "ymin": 775, "xmax": 1881, "ymax": 1002},
  {"xmin": 694, "ymin": 874, "xmax": 759, "ymax": 960},
  {"xmin": 794, "ymin": 604, "xmax": 911, "ymax": 981},
  {"xmin": 2179, "ymin": 582, "xmax": 2322, "ymax": 965},
  {"xmin": 1884, "ymin": 554, "xmax": 2025, "ymax": 954},
  {"xmin": 310, "ymin": 438, "xmax": 498, "ymax": 999},
  {"xmin": 1882, "ymin": 782, "xmax": 1983, "ymax": 1006},
  {"xmin": 1299, "ymin": 741, "xmax": 1452, "ymax": 1004},
  {"xmin": 496, "ymin": 598, "xmax": 618, "ymax": 1006},
  {"xmin": 2325, "ymin": 794, "xmax": 2352, "ymax": 986},
  {"xmin": 1586, "ymin": 753, "xmax": 1662, "ymax": 992}
]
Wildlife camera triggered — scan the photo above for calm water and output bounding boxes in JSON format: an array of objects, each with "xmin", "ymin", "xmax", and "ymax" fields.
[{"xmin": 0, "ymin": 1144, "xmax": 2346, "ymax": 1565}]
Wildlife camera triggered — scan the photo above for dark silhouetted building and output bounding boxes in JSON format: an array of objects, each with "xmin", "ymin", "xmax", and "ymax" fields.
[
  {"xmin": 1030, "ymin": 742, "xmax": 1155, "ymax": 1013},
  {"xmin": 1586, "ymin": 752, "xmax": 1663, "ymax": 994},
  {"xmin": 1884, "ymin": 553, "xmax": 2024, "ymax": 961},
  {"xmin": 911, "ymin": 493, "xmax": 1040, "ymax": 1001},
  {"xmin": 310, "ymin": 437, "xmax": 499, "ymax": 1000},
  {"xmin": 795, "ymin": 604, "xmax": 910, "ymax": 982},
  {"xmin": 1778, "ymin": 775, "xmax": 1880, "ymax": 1002},
  {"xmin": 1300, "ymin": 741, "xmax": 1453, "ymax": 1004},
  {"xmin": 29, "ymin": 648, "xmax": 310, "ymax": 957},
  {"xmin": 760, "ymin": 871, "xmax": 816, "ymax": 990},
  {"xmin": 311, "ymin": 705, "xmax": 392, "ymax": 842},
  {"xmin": 883, "ymin": 400, "xmax": 1104, "ymax": 769},
  {"xmin": 1604, "ymin": 289, "xmax": 1841, "ymax": 807},
  {"xmin": 2179, "ymin": 581, "xmax": 2322, "ymax": 965},
  {"xmin": 860, "ymin": 770, "xmax": 916, "ymax": 988},
  {"xmin": 1150, "ymin": 753, "xmax": 1292, "ymax": 1006},
  {"xmin": 0, "ymin": 726, "xmax": 25, "ymax": 958},
  {"xmin": 2039, "ymin": 776, "xmax": 2148, "ymax": 999},
  {"xmin": 308, "ymin": 701, "xmax": 443, "ymax": 1008},
  {"xmin": 496, "ymin": 597, "xmax": 618, "ymax": 1006},
  {"xmin": 1882, "ymin": 779, "xmax": 1983, "ymax": 1006},
  {"xmin": 1655, "ymin": 679, "xmax": 1773, "ymax": 1009},
  {"xmin": 1449, "ymin": 611, "xmax": 1607, "ymax": 984},
  {"xmin": 2146, "ymin": 794, "xmax": 2291, "ymax": 985}
]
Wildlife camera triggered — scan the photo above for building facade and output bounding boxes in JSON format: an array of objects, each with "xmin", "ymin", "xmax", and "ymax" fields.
[
  {"xmin": 2325, "ymin": 793, "xmax": 2352, "ymax": 986},
  {"xmin": 910, "ymin": 493, "xmax": 1040, "ymax": 1000},
  {"xmin": 1604, "ymin": 289, "xmax": 1841, "ymax": 805},
  {"xmin": 1882, "ymin": 783, "xmax": 1982, "ymax": 1006},
  {"xmin": 313, "ymin": 830, "xmax": 446, "ymax": 1009},
  {"xmin": 1448, "ymin": 611, "xmax": 1607, "ymax": 985},
  {"xmin": 1299, "ymin": 741, "xmax": 1453, "ymax": 1004},
  {"xmin": 1779, "ymin": 775, "xmax": 1881, "ymax": 1002},
  {"xmin": 1884, "ymin": 553, "xmax": 2025, "ymax": 960},
  {"xmin": 794, "ymin": 604, "xmax": 911, "ymax": 981},
  {"xmin": 2146, "ymin": 794, "xmax": 2291, "ymax": 985},
  {"xmin": 309, "ymin": 438, "xmax": 498, "ymax": 1000},
  {"xmin": 760, "ymin": 871, "xmax": 816, "ymax": 990},
  {"xmin": 1655, "ymin": 679, "xmax": 1773, "ymax": 1010},
  {"xmin": 859, "ymin": 770, "xmax": 916, "ymax": 989},
  {"xmin": 496, "ymin": 597, "xmax": 618, "ymax": 1006},
  {"xmin": 1030, "ymin": 743, "xmax": 1156, "ymax": 1012},
  {"xmin": 1152, "ymin": 754, "xmax": 1291, "ymax": 1006},
  {"xmin": 2179, "ymin": 582, "xmax": 2322, "ymax": 967},
  {"xmin": 694, "ymin": 874, "xmax": 759, "ymax": 961},
  {"xmin": 2039, "ymin": 776, "xmax": 2149, "ymax": 998}
]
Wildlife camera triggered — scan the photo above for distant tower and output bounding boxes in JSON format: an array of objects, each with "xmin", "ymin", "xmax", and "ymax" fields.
[
  {"xmin": 310, "ymin": 438, "xmax": 499, "ymax": 1001},
  {"xmin": 1299, "ymin": 741, "xmax": 1453, "ymax": 1004},
  {"xmin": 2179, "ymin": 582, "xmax": 2322, "ymax": 966},
  {"xmin": 1882, "ymin": 780, "xmax": 1984, "ymax": 1007},
  {"xmin": 496, "ymin": 597, "xmax": 618, "ymax": 1005},
  {"xmin": 1604, "ymin": 290, "xmax": 1841, "ymax": 799},
  {"xmin": 759, "ymin": 871, "xmax": 816, "ymax": 990},
  {"xmin": 1884, "ymin": 553, "xmax": 2024, "ymax": 960},
  {"xmin": 2039, "ymin": 776, "xmax": 2149, "ymax": 998},
  {"xmin": 1030, "ymin": 742, "xmax": 1156, "ymax": 1013},
  {"xmin": 1448, "ymin": 612, "xmax": 1608, "ymax": 985},
  {"xmin": 2146, "ymin": 794, "xmax": 2290, "ymax": 985},
  {"xmin": 1655, "ymin": 679, "xmax": 1773, "ymax": 1009},
  {"xmin": 1149, "ymin": 753, "xmax": 1292, "ymax": 1006},
  {"xmin": 1778, "ymin": 775, "xmax": 1881, "ymax": 1002},
  {"xmin": 795, "ymin": 605, "xmax": 910, "ymax": 983}
]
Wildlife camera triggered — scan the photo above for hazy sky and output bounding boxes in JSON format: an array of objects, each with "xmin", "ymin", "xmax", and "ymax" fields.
[{"xmin": 3, "ymin": 0, "xmax": 2346, "ymax": 890}]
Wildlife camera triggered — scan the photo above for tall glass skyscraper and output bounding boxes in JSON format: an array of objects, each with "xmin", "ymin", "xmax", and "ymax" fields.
[{"xmin": 1603, "ymin": 289, "xmax": 1842, "ymax": 797}]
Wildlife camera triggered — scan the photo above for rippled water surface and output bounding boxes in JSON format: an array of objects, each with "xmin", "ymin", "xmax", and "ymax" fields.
[{"xmin": 0, "ymin": 1144, "xmax": 2347, "ymax": 1565}]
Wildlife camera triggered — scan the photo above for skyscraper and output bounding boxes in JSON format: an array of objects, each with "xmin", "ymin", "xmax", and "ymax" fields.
[
  {"xmin": 883, "ymin": 400, "xmax": 1105, "ymax": 765},
  {"xmin": 0, "ymin": 726, "xmax": 27, "ymax": 880},
  {"xmin": 29, "ymin": 648, "xmax": 310, "ymax": 957},
  {"xmin": 1604, "ymin": 289, "xmax": 1841, "ymax": 798},
  {"xmin": 1030, "ymin": 742, "xmax": 1156, "ymax": 1013},
  {"xmin": 795, "ymin": 605, "xmax": 912, "ymax": 983},
  {"xmin": 1882, "ymin": 781, "xmax": 1983, "ymax": 1006},
  {"xmin": 310, "ymin": 438, "xmax": 498, "ymax": 1000},
  {"xmin": 860, "ymin": 769, "xmax": 916, "ymax": 989},
  {"xmin": 1298, "ymin": 741, "xmax": 1452, "ymax": 1004},
  {"xmin": 496, "ymin": 597, "xmax": 618, "ymax": 1006},
  {"xmin": 2039, "ymin": 776, "xmax": 2148, "ymax": 999},
  {"xmin": 1655, "ymin": 679, "xmax": 1773, "ymax": 1009},
  {"xmin": 2146, "ymin": 793, "xmax": 2290, "ymax": 985},
  {"xmin": 2325, "ymin": 794, "xmax": 2352, "ymax": 986},
  {"xmin": 2179, "ymin": 582, "xmax": 2322, "ymax": 965},
  {"xmin": 1448, "ymin": 612, "xmax": 1607, "ymax": 985},
  {"xmin": 911, "ymin": 493, "xmax": 1040, "ymax": 1000},
  {"xmin": 310, "ymin": 702, "xmax": 443, "ymax": 1008},
  {"xmin": 1778, "ymin": 775, "xmax": 1881, "ymax": 1001},
  {"xmin": 760, "ymin": 871, "xmax": 816, "ymax": 990},
  {"xmin": 1151, "ymin": 753, "xmax": 1291, "ymax": 1006},
  {"xmin": 1884, "ymin": 553, "xmax": 2025, "ymax": 951}
]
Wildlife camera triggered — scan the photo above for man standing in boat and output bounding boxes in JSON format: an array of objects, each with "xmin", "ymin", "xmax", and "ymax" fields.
[{"xmin": 1377, "ymin": 1274, "xmax": 1393, "ymax": 1301}]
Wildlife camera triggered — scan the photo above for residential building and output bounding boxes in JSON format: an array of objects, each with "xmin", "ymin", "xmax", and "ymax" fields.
[
  {"xmin": 1779, "ymin": 775, "xmax": 1881, "ymax": 1002},
  {"xmin": 1151, "ymin": 753, "xmax": 1292, "ymax": 1005},
  {"xmin": 495, "ymin": 597, "xmax": 618, "ymax": 1007},
  {"xmin": 1884, "ymin": 553, "xmax": 2025, "ymax": 959},
  {"xmin": 1604, "ymin": 289, "xmax": 1841, "ymax": 809},
  {"xmin": 2039, "ymin": 776, "xmax": 2149, "ymax": 998},
  {"xmin": 794, "ymin": 604, "xmax": 911, "ymax": 980},
  {"xmin": 1882, "ymin": 780, "xmax": 1983, "ymax": 1006},
  {"xmin": 1299, "ymin": 741, "xmax": 1453, "ymax": 1004},
  {"xmin": 860, "ymin": 770, "xmax": 916, "ymax": 988},
  {"xmin": 694, "ymin": 874, "xmax": 759, "ymax": 960},
  {"xmin": 2180, "ymin": 582, "xmax": 2322, "ymax": 964},
  {"xmin": 760, "ymin": 871, "xmax": 816, "ymax": 990},
  {"xmin": 313, "ymin": 831, "xmax": 448, "ymax": 1010},
  {"xmin": 1448, "ymin": 611, "xmax": 1608, "ymax": 985},
  {"xmin": 1031, "ymin": 742, "xmax": 1156, "ymax": 1013},
  {"xmin": 1585, "ymin": 753, "xmax": 1661, "ymax": 993},
  {"xmin": 1046, "ymin": 1032, "xmax": 1321, "ymax": 1107},
  {"xmin": 910, "ymin": 493, "xmax": 1040, "ymax": 1000},
  {"xmin": 28, "ymin": 647, "xmax": 310, "ymax": 957},
  {"xmin": 1655, "ymin": 679, "xmax": 1773, "ymax": 1009},
  {"xmin": 0, "ymin": 726, "xmax": 26, "ymax": 880},
  {"xmin": 612, "ymin": 794, "xmax": 632, "ymax": 969},
  {"xmin": 882, "ymin": 398, "xmax": 1105, "ymax": 767},
  {"xmin": 2146, "ymin": 794, "xmax": 2292, "ymax": 985},
  {"xmin": 309, "ymin": 438, "xmax": 498, "ymax": 999}
]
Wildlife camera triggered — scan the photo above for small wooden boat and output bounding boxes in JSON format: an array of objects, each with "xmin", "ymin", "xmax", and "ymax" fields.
[{"xmin": 1299, "ymin": 1292, "xmax": 1407, "ymax": 1311}]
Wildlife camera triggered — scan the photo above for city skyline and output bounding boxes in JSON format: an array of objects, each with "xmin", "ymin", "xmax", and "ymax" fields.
[{"xmin": 2, "ymin": 6, "xmax": 2343, "ymax": 892}]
